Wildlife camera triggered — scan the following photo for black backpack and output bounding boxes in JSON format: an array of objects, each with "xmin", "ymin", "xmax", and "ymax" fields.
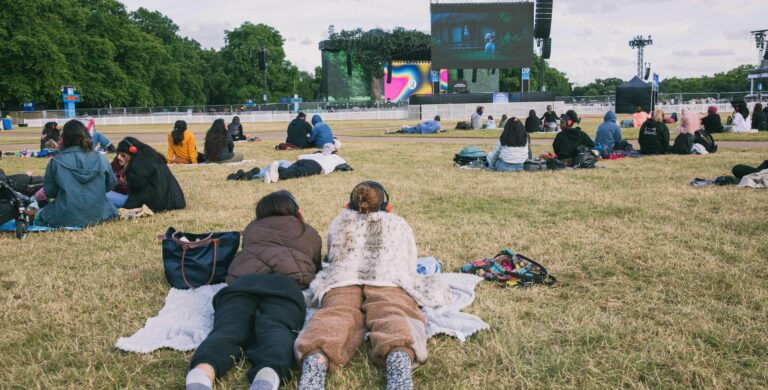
[
  {"xmin": 694, "ymin": 130, "xmax": 717, "ymax": 153},
  {"xmin": 570, "ymin": 145, "xmax": 598, "ymax": 168},
  {"xmin": 670, "ymin": 133, "xmax": 694, "ymax": 155},
  {"xmin": 0, "ymin": 180, "xmax": 31, "ymax": 239}
]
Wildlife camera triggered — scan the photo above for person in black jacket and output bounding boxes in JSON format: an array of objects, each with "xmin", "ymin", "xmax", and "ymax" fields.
[
  {"xmin": 751, "ymin": 103, "xmax": 768, "ymax": 131},
  {"xmin": 227, "ymin": 116, "xmax": 246, "ymax": 141},
  {"xmin": 540, "ymin": 105, "xmax": 559, "ymax": 132},
  {"xmin": 114, "ymin": 137, "xmax": 185, "ymax": 212},
  {"xmin": 525, "ymin": 110, "xmax": 541, "ymax": 133},
  {"xmin": 732, "ymin": 159, "xmax": 768, "ymax": 179},
  {"xmin": 638, "ymin": 109, "xmax": 671, "ymax": 155},
  {"xmin": 702, "ymin": 106, "xmax": 724, "ymax": 133},
  {"xmin": 552, "ymin": 110, "xmax": 594, "ymax": 161},
  {"xmin": 286, "ymin": 112, "xmax": 312, "ymax": 148}
]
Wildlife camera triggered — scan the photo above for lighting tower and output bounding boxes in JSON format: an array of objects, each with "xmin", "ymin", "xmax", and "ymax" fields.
[
  {"xmin": 629, "ymin": 35, "xmax": 653, "ymax": 79},
  {"xmin": 752, "ymin": 30, "xmax": 767, "ymax": 66}
]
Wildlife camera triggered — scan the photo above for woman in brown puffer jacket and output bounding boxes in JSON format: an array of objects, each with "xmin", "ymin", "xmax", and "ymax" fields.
[{"xmin": 186, "ymin": 191, "xmax": 321, "ymax": 390}]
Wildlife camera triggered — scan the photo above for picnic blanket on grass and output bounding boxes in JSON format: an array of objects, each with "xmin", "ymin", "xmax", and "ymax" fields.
[
  {"xmin": 0, "ymin": 220, "xmax": 81, "ymax": 232},
  {"xmin": 115, "ymin": 272, "xmax": 488, "ymax": 354},
  {"xmin": 172, "ymin": 160, "xmax": 257, "ymax": 167}
]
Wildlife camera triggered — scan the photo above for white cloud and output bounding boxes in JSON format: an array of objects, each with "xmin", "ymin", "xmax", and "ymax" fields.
[{"xmin": 121, "ymin": 0, "xmax": 767, "ymax": 84}]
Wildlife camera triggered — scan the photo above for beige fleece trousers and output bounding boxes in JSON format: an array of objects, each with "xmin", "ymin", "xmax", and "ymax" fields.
[{"xmin": 295, "ymin": 285, "xmax": 427, "ymax": 369}]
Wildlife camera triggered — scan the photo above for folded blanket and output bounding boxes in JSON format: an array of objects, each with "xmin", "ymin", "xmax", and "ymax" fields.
[
  {"xmin": 739, "ymin": 168, "xmax": 768, "ymax": 189},
  {"xmin": 115, "ymin": 273, "xmax": 489, "ymax": 354}
]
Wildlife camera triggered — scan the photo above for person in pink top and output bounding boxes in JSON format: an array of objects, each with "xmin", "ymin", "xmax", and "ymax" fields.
[
  {"xmin": 676, "ymin": 107, "xmax": 701, "ymax": 135},
  {"xmin": 632, "ymin": 106, "xmax": 651, "ymax": 128}
]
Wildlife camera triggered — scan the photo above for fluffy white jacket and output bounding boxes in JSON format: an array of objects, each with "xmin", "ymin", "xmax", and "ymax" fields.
[{"xmin": 308, "ymin": 209, "xmax": 454, "ymax": 308}]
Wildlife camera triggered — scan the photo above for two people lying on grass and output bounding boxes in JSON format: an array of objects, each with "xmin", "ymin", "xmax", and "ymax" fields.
[
  {"xmin": 186, "ymin": 190, "xmax": 322, "ymax": 390},
  {"xmin": 486, "ymin": 117, "xmax": 531, "ymax": 172},
  {"xmin": 106, "ymin": 137, "xmax": 186, "ymax": 212},
  {"xmin": 205, "ymin": 119, "xmax": 244, "ymax": 164},
  {"xmin": 388, "ymin": 115, "xmax": 445, "ymax": 134},
  {"xmin": 286, "ymin": 112, "xmax": 313, "ymax": 148},
  {"xmin": 262, "ymin": 144, "xmax": 347, "ymax": 184},
  {"xmin": 34, "ymin": 120, "xmax": 118, "ymax": 228},
  {"xmin": 167, "ymin": 120, "xmax": 203, "ymax": 164}
]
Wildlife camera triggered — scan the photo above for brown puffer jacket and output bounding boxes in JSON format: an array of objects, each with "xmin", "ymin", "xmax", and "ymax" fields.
[{"xmin": 225, "ymin": 216, "xmax": 322, "ymax": 289}]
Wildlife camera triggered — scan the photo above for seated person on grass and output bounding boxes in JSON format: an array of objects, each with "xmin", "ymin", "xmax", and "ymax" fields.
[
  {"xmin": 84, "ymin": 119, "xmax": 116, "ymax": 153},
  {"xmin": 638, "ymin": 109, "xmax": 671, "ymax": 155},
  {"xmin": 36, "ymin": 120, "xmax": 118, "ymax": 228},
  {"xmin": 295, "ymin": 181, "xmax": 453, "ymax": 390},
  {"xmin": 40, "ymin": 122, "xmax": 60, "ymax": 150},
  {"xmin": 106, "ymin": 137, "xmax": 186, "ymax": 212},
  {"xmin": 540, "ymin": 105, "xmax": 559, "ymax": 132},
  {"xmin": 485, "ymin": 115, "xmax": 497, "ymax": 130},
  {"xmin": 702, "ymin": 106, "xmax": 724, "ymax": 134},
  {"xmin": 594, "ymin": 111, "xmax": 629, "ymax": 156},
  {"xmin": 499, "ymin": 114, "xmax": 509, "ymax": 129},
  {"xmin": 308, "ymin": 115, "xmax": 338, "ymax": 149},
  {"xmin": 167, "ymin": 120, "xmax": 201, "ymax": 164},
  {"xmin": 525, "ymin": 110, "xmax": 541, "ymax": 133},
  {"xmin": 632, "ymin": 106, "xmax": 651, "ymax": 128},
  {"xmin": 471, "ymin": 106, "xmax": 485, "ymax": 130},
  {"xmin": 228, "ymin": 116, "xmax": 247, "ymax": 141},
  {"xmin": 732, "ymin": 159, "xmax": 768, "ymax": 179},
  {"xmin": 487, "ymin": 118, "xmax": 529, "ymax": 172},
  {"xmin": 552, "ymin": 110, "xmax": 595, "ymax": 163},
  {"xmin": 286, "ymin": 112, "xmax": 313, "ymax": 148},
  {"xmin": 262, "ymin": 144, "xmax": 347, "ymax": 184},
  {"xmin": 388, "ymin": 116, "xmax": 445, "ymax": 134},
  {"xmin": 205, "ymin": 119, "xmax": 244, "ymax": 163},
  {"xmin": 185, "ymin": 190, "xmax": 321, "ymax": 390}
]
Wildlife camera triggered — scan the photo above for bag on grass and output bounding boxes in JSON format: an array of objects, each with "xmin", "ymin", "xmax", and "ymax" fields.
[
  {"xmin": 455, "ymin": 121, "xmax": 471, "ymax": 130},
  {"xmin": 670, "ymin": 133, "xmax": 694, "ymax": 155},
  {"xmin": 461, "ymin": 249, "xmax": 556, "ymax": 288},
  {"xmin": 523, "ymin": 159, "xmax": 547, "ymax": 172},
  {"xmin": 570, "ymin": 146, "xmax": 598, "ymax": 168},
  {"xmin": 693, "ymin": 130, "xmax": 717, "ymax": 153},
  {"xmin": 546, "ymin": 158, "xmax": 567, "ymax": 170},
  {"xmin": 453, "ymin": 146, "xmax": 488, "ymax": 167},
  {"xmin": 160, "ymin": 227, "xmax": 241, "ymax": 289}
]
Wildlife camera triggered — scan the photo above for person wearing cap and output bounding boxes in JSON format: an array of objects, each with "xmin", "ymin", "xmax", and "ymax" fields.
[
  {"xmin": 552, "ymin": 110, "xmax": 595, "ymax": 163},
  {"xmin": 471, "ymin": 106, "xmax": 484, "ymax": 130},
  {"xmin": 286, "ymin": 112, "xmax": 313, "ymax": 148},
  {"xmin": 540, "ymin": 105, "xmax": 559, "ymax": 132},
  {"xmin": 263, "ymin": 144, "xmax": 347, "ymax": 184},
  {"xmin": 701, "ymin": 106, "xmax": 724, "ymax": 134},
  {"xmin": 389, "ymin": 116, "xmax": 445, "ymax": 134}
]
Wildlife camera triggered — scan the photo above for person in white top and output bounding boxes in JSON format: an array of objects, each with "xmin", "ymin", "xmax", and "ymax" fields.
[
  {"xmin": 264, "ymin": 143, "xmax": 347, "ymax": 183},
  {"xmin": 487, "ymin": 117, "xmax": 530, "ymax": 172},
  {"xmin": 485, "ymin": 115, "xmax": 497, "ymax": 129},
  {"xmin": 725, "ymin": 101, "xmax": 755, "ymax": 133}
]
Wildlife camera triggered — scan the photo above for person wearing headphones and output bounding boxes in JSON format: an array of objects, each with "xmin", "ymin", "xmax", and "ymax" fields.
[
  {"xmin": 107, "ymin": 137, "xmax": 185, "ymax": 211},
  {"xmin": 295, "ymin": 182, "xmax": 453, "ymax": 390},
  {"xmin": 186, "ymin": 191, "xmax": 322, "ymax": 390},
  {"xmin": 552, "ymin": 110, "xmax": 595, "ymax": 163}
]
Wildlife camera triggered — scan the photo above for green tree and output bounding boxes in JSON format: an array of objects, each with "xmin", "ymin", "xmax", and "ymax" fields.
[{"xmin": 500, "ymin": 56, "xmax": 571, "ymax": 96}]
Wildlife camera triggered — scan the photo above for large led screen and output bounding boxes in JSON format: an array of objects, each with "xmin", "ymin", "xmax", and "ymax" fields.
[
  {"xmin": 431, "ymin": 2, "xmax": 534, "ymax": 69},
  {"xmin": 383, "ymin": 63, "xmax": 448, "ymax": 102}
]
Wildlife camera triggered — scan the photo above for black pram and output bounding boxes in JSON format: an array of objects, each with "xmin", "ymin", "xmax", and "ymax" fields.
[{"xmin": 0, "ymin": 179, "xmax": 33, "ymax": 239}]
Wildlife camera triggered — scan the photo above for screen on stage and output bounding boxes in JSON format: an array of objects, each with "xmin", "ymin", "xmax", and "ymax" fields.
[
  {"xmin": 322, "ymin": 50, "xmax": 372, "ymax": 102},
  {"xmin": 430, "ymin": 2, "xmax": 534, "ymax": 69},
  {"xmin": 383, "ymin": 63, "xmax": 448, "ymax": 102}
]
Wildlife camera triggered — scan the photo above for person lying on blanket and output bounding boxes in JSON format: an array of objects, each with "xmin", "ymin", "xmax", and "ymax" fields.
[
  {"xmin": 105, "ymin": 137, "xmax": 186, "ymax": 212},
  {"xmin": 186, "ymin": 191, "xmax": 322, "ymax": 390},
  {"xmin": 295, "ymin": 181, "xmax": 453, "ymax": 390},
  {"xmin": 35, "ymin": 120, "xmax": 118, "ymax": 228},
  {"xmin": 262, "ymin": 143, "xmax": 347, "ymax": 184}
]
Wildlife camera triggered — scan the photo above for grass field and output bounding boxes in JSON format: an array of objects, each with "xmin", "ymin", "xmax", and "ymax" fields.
[{"xmin": 1, "ymin": 131, "xmax": 767, "ymax": 388}]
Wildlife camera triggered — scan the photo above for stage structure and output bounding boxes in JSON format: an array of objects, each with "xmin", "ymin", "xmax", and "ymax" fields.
[
  {"xmin": 383, "ymin": 62, "xmax": 448, "ymax": 103},
  {"xmin": 534, "ymin": 0, "xmax": 553, "ymax": 91},
  {"xmin": 748, "ymin": 29, "xmax": 768, "ymax": 96},
  {"xmin": 629, "ymin": 35, "xmax": 653, "ymax": 80},
  {"xmin": 615, "ymin": 76, "xmax": 654, "ymax": 114}
]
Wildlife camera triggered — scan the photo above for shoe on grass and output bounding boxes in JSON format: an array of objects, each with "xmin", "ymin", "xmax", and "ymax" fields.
[
  {"xmin": 249, "ymin": 367, "xmax": 279, "ymax": 390},
  {"xmin": 268, "ymin": 161, "xmax": 280, "ymax": 182}
]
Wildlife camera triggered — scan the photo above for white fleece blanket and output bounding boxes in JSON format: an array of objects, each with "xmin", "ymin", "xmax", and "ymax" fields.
[{"xmin": 115, "ymin": 273, "xmax": 488, "ymax": 354}]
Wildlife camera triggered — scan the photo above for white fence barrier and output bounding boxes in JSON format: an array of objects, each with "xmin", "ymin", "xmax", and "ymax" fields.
[{"xmin": 19, "ymin": 101, "xmax": 763, "ymax": 128}]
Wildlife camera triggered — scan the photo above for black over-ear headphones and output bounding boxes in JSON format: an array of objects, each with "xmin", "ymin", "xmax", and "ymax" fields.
[{"xmin": 348, "ymin": 181, "xmax": 392, "ymax": 213}]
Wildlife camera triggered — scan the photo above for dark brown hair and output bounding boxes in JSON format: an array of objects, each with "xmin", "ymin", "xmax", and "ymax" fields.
[
  {"xmin": 61, "ymin": 120, "xmax": 92, "ymax": 151},
  {"xmin": 351, "ymin": 184, "xmax": 384, "ymax": 214},
  {"xmin": 256, "ymin": 191, "xmax": 301, "ymax": 220},
  {"xmin": 171, "ymin": 120, "xmax": 187, "ymax": 145},
  {"xmin": 204, "ymin": 118, "xmax": 228, "ymax": 161}
]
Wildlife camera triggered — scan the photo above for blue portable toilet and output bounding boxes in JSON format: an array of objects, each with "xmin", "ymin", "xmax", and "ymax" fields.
[{"xmin": 2, "ymin": 116, "xmax": 12, "ymax": 130}]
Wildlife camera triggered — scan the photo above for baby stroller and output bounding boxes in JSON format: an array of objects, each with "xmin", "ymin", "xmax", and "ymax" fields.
[{"xmin": 0, "ymin": 180, "xmax": 33, "ymax": 239}]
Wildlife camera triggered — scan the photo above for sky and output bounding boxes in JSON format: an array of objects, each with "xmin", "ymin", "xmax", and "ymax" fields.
[{"xmin": 120, "ymin": 0, "xmax": 767, "ymax": 86}]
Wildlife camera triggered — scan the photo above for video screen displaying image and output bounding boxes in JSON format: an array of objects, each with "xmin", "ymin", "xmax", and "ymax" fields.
[
  {"xmin": 383, "ymin": 63, "xmax": 448, "ymax": 102},
  {"xmin": 322, "ymin": 50, "xmax": 372, "ymax": 102},
  {"xmin": 431, "ymin": 2, "xmax": 534, "ymax": 69}
]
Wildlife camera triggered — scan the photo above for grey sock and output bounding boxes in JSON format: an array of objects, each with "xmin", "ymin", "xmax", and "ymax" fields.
[
  {"xmin": 386, "ymin": 351, "xmax": 413, "ymax": 390},
  {"xmin": 298, "ymin": 354, "xmax": 327, "ymax": 390}
]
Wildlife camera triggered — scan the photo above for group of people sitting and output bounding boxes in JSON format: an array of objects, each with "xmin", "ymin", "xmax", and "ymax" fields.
[
  {"xmin": 25, "ymin": 120, "xmax": 187, "ymax": 228},
  {"xmin": 185, "ymin": 182, "xmax": 450, "ymax": 390},
  {"xmin": 632, "ymin": 101, "xmax": 768, "ymax": 134},
  {"xmin": 284, "ymin": 113, "xmax": 340, "ymax": 149}
]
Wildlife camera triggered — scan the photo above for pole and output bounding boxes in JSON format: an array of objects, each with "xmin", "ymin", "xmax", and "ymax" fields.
[
  {"xmin": 539, "ymin": 59, "xmax": 546, "ymax": 92},
  {"xmin": 637, "ymin": 46, "xmax": 644, "ymax": 79}
]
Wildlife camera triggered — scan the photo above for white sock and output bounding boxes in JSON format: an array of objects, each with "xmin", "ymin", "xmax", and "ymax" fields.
[{"xmin": 186, "ymin": 368, "xmax": 213, "ymax": 390}]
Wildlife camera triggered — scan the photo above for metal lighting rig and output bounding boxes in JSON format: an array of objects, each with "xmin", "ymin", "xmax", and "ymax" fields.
[{"xmin": 629, "ymin": 35, "xmax": 653, "ymax": 79}]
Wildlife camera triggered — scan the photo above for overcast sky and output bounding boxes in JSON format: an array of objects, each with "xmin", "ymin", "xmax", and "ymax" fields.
[{"xmin": 121, "ymin": 0, "xmax": 766, "ymax": 85}]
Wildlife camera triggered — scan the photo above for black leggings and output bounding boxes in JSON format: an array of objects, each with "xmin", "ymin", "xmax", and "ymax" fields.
[
  {"xmin": 190, "ymin": 280, "xmax": 305, "ymax": 383},
  {"xmin": 278, "ymin": 159, "xmax": 323, "ymax": 180},
  {"xmin": 732, "ymin": 160, "xmax": 768, "ymax": 179}
]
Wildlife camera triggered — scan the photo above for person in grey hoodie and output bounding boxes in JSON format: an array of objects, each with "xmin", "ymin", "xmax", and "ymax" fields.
[
  {"xmin": 37, "ymin": 120, "xmax": 118, "ymax": 228},
  {"xmin": 594, "ymin": 111, "xmax": 624, "ymax": 155}
]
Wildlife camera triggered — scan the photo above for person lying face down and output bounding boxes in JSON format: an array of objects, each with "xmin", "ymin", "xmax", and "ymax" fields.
[
  {"xmin": 187, "ymin": 190, "xmax": 322, "ymax": 390},
  {"xmin": 295, "ymin": 181, "xmax": 453, "ymax": 390},
  {"xmin": 262, "ymin": 143, "xmax": 347, "ymax": 184}
]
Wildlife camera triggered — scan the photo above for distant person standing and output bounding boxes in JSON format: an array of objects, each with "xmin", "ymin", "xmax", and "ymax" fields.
[
  {"xmin": 540, "ymin": 105, "xmax": 559, "ymax": 132},
  {"xmin": 228, "ymin": 116, "xmax": 246, "ymax": 141},
  {"xmin": 632, "ymin": 106, "xmax": 651, "ymax": 128},
  {"xmin": 286, "ymin": 112, "xmax": 313, "ymax": 148},
  {"xmin": 471, "ymin": 106, "xmax": 484, "ymax": 130}
]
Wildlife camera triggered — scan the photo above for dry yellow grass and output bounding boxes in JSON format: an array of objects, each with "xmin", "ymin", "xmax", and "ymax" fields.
[{"xmin": 0, "ymin": 135, "xmax": 767, "ymax": 388}]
